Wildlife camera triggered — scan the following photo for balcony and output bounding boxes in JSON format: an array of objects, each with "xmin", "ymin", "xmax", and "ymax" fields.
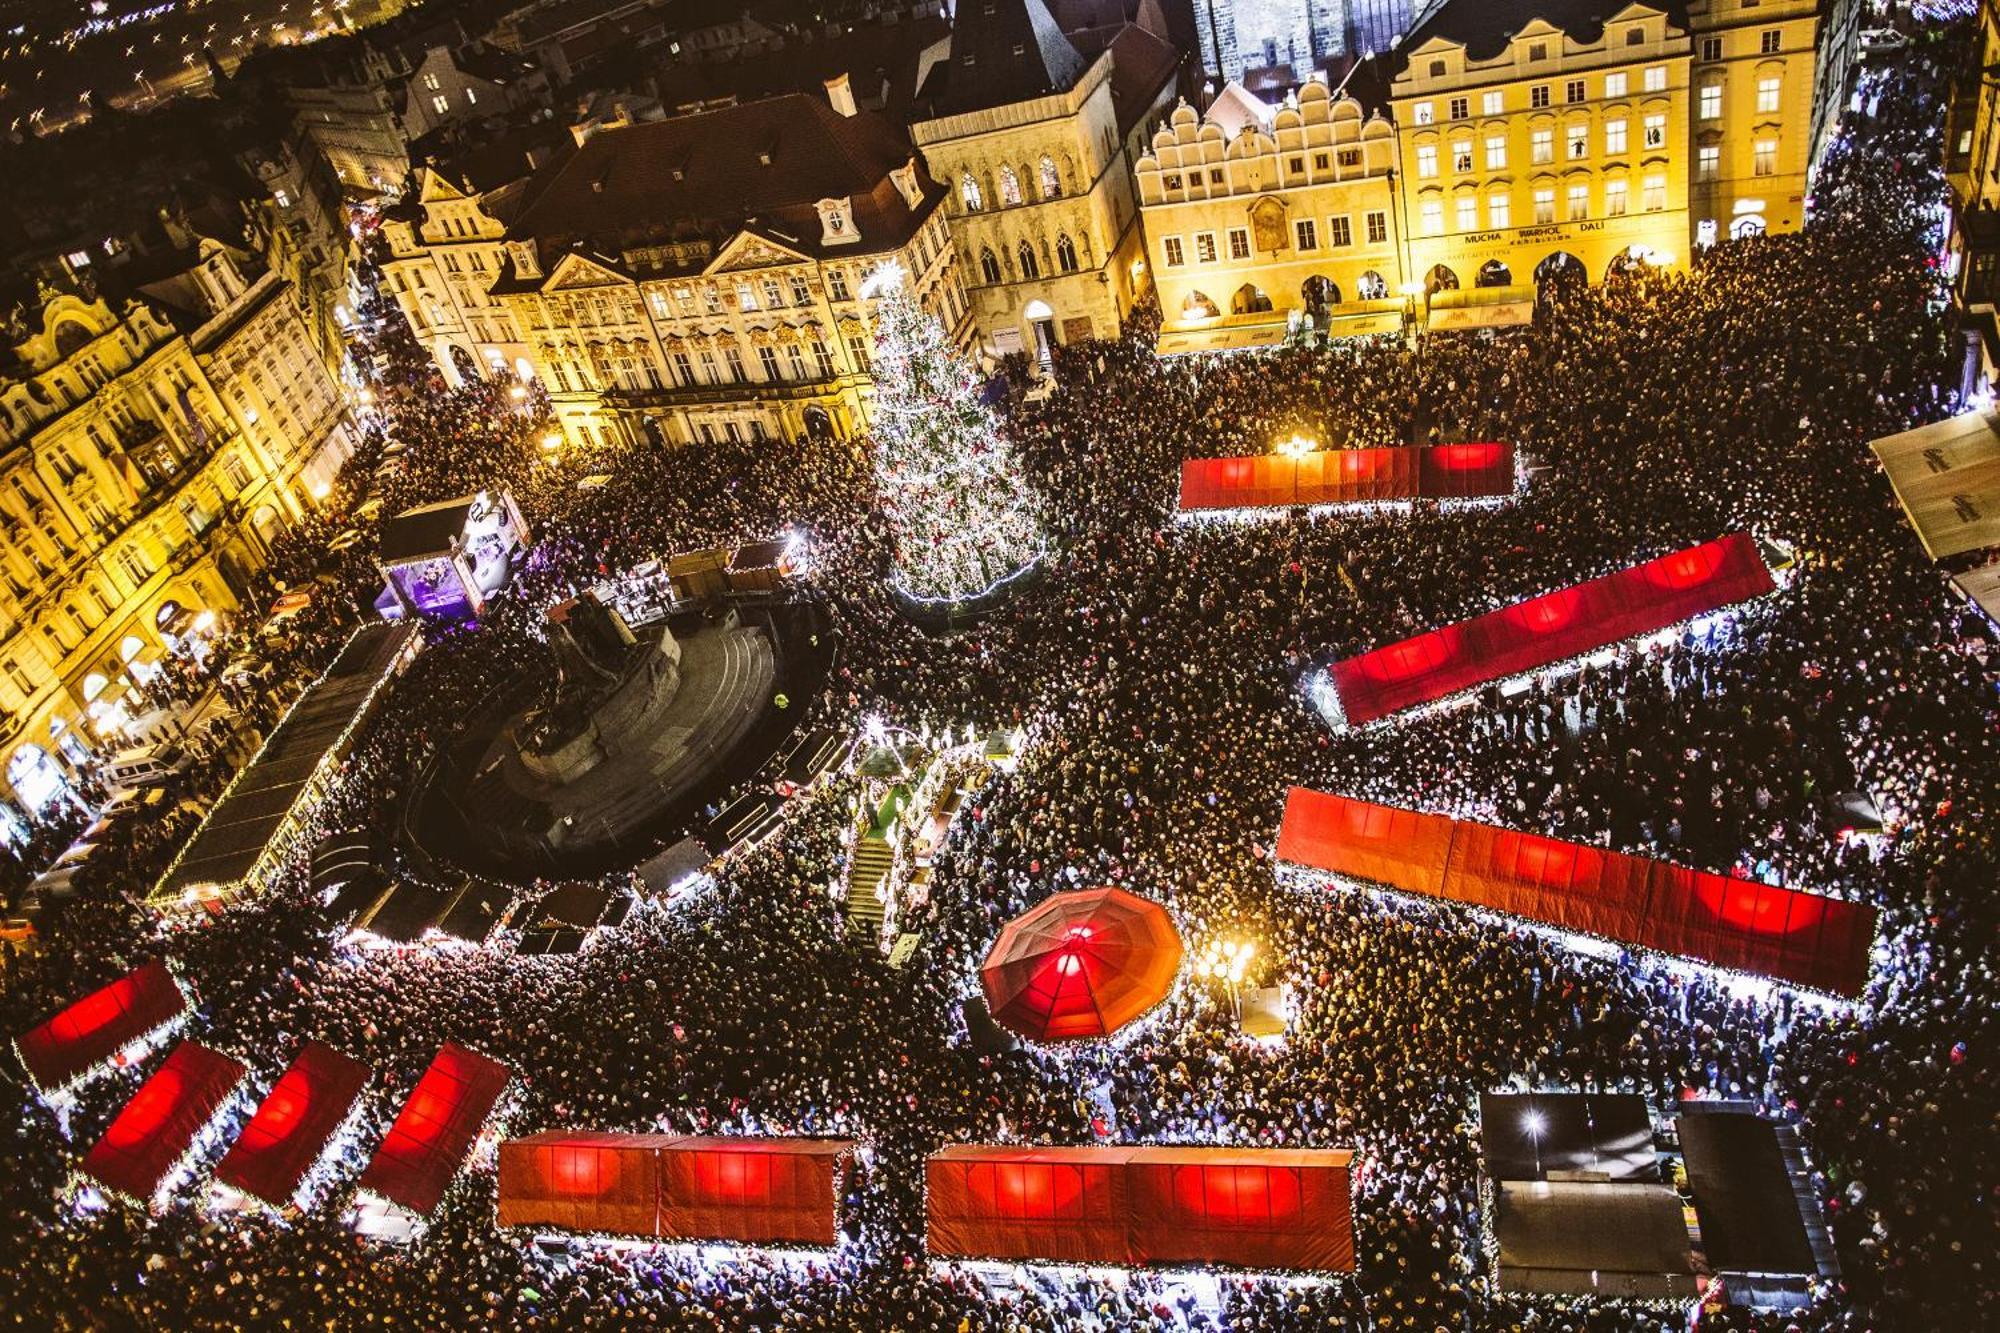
[{"xmin": 603, "ymin": 374, "xmax": 851, "ymax": 410}]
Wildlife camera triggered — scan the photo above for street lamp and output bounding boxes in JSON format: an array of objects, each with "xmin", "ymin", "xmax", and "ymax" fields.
[
  {"xmin": 1197, "ymin": 937, "xmax": 1255, "ymax": 1024},
  {"xmin": 1522, "ymin": 1107, "xmax": 1547, "ymax": 1177},
  {"xmin": 1275, "ymin": 433, "xmax": 1317, "ymax": 461}
]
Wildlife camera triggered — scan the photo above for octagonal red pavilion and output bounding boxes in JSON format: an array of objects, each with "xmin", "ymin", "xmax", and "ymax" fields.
[{"xmin": 980, "ymin": 887, "xmax": 1184, "ymax": 1042}]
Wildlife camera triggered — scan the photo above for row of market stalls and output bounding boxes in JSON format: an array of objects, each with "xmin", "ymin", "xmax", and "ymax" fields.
[
  {"xmin": 1275, "ymin": 786, "xmax": 1877, "ymax": 997},
  {"xmin": 11, "ymin": 966, "xmax": 511, "ymax": 1224},
  {"xmin": 1319, "ymin": 533, "xmax": 1780, "ymax": 728},
  {"xmin": 1477, "ymin": 1091, "xmax": 1836, "ymax": 1310},
  {"xmin": 1177, "ymin": 442, "xmax": 1519, "ymax": 515}
]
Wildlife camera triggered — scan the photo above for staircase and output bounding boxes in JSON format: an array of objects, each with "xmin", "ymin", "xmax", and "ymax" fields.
[{"xmin": 844, "ymin": 834, "xmax": 892, "ymax": 931}]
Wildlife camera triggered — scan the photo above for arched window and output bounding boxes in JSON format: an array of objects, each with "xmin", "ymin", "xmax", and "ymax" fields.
[
  {"xmin": 1230, "ymin": 283, "xmax": 1273, "ymax": 314},
  {"xmin": 1039, "ymin": 154, "xmax": 1062, "ymax": 199},
  {"xmin": 1182, "ymin": 290, "xmax": 1220, "ymax": 320},
  {"xmin": 999, "ymin": 165, "xmax": 1022, "ymax": 206},
  {"xmin": 1357, "ymin": 270, "xmax": 1389, "ymax": 300},
  {"xmin": 1017, "ymin": 242, "xmax": 1040, "ymax": 280},
  {"xmin": 1055, "ymin": 234, "xmax": 1079, "ymax": 273},
  {"xmin": 961, "ymin": 173, "xmax": 984, "ymax": 212},
  {"xmin": 979, "ymin": 248, "xmax": 1002, "ymax": 284}
]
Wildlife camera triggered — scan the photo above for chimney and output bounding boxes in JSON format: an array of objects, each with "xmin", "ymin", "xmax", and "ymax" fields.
[{"xmin": 824, "ymin": 72, "xmax": 857, "ymax": 118}]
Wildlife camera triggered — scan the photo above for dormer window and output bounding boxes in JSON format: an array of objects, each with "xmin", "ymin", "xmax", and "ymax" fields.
[{"xmin": 817, "ymin": 196, "xmax": 859, "ymax": 245}]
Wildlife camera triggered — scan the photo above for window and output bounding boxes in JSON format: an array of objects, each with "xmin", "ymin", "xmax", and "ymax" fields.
[
  {"xmin": 1056, "ymin": 233, "xmax": 1079, "ymax": 272},
  {"xmin": 424, "ymin": 72, "xmax": 441, "ymax": 90},
  {"xmin": 1761, "ymin": 29, "xmax": 1781, "ymax": 54},
  {"xmin": 1566, "ymin": 79, "xmax": 1585, "ymax": 103},
  {"xmin": 1529, "ymin": 42, "xmax": 1548, "ymax": 60},
  {"xmin": 1195, "ymin": 232, "xmax": 1218, "ymax": 263},
  {"xmin": 723, "ymin": 345, "xmax": 747, "ymax": 382},
  {"xmin": 1531, "ymin": 129, "xmax": 1554, "ymax": 165},
  {"xmin": 1626, "ymin": 27, "xmax": 1644, "ymax": 45},
  {"xmin": 1698, "ymin": 145, "xmax": 1720, "ymax": 180},
  {"xmin": 1288, "ymin": 156, "xmax": 1305, "ymax": 174},
  {"xmin": 1294, "ymin": 218, "xmax": 1318, "ymax": 251},
  {"xmin": 758, "ymin": 345, "xmax": 782, "ymax": 380},
  {"xmin": 1482, "ymin": 90, "xmax": 1504, "ymax": 115},
  {"xmin": 1417, "ymin": 144, "xmax": 1439, "ymax": 178},
  {"xmin": 648, "ymin": 290, "xmax": 671, "ymax": 318},
  {"xmin": 1486, "ymin": 135, "xmax": 1507, "ymax": 169},
  {"xmin": 431, "ymin": 95, "xmax": 449, "ymax": 115},
  {"xmin": 980, "ymin": 248, "xmax": 1002, "ymax": 282},
  {"xmin": 1163, "ymin": 236, "xmax": 1185, "ymax": 267},
  {"xmin": 1420, "ymin": 200, "xmax": 1443, "ymax": 235},
  {"xmin": 1018, "ymin": 242, "xmax": 1040, "ymax": 278},
  {"xmin": 1644, "ymin": 113, "xmax": 1667, "ymax": 149},
  {"xmin": 1700, "ymin": 36, "xmax": 1722, "ymax": 62},
  {"xmin": 1697, "ymin": 218, "xmax": 1718, "ymax": 246},
  {"xmin": 273, "ymin": 188, "xmax": 290, "ymax": 208},
  {"xmin": 1568, "ymin": 124, "xmax": 1588, "ymax": 159},
  {"xmin": 1165, "ymin": 173, "xmax": 1183, "ymax": 190},
  {"xmin": 1453, "ymin": 139, "xmax": 1472, "ymax": 172},
  {"xmin": 1533, "ymin": 188, "xmax": 1555, "ymax": 224},
  {"xmin": 1754, "ymin": 138, "xmax": 1777, "ymax": 176},
  {"xmin": 1605, "ymin": 117, "xmax": 1627, "ymax": 154},
  {"xmin": 1337, "ymin": 148, "xmax": 1362, "ymax": 168},
  {"xmin": 1643, "ymin": 173, "xmax": 1667, "ymax": 211},
  {"xmin": 1605, "ymin": 178, "xmax": 1627, "ymax": 215},
  {"xmin": 762, "ymin": 278, "xmax": 783, "ymax": 308},
  {"xmin": 1456, "ymin": 195, "xmax": 1477, "ymax": 231},
  {"xmin": 1365, "ymin": 210, "xmax": 1388, "ymax": 244},
  {"xmin": 845, "ymin": 334, "xmax": 870, "ymax": 371},
  {"xmin": 464, "ymin": 88, "xmax": 477, "ymax": 105},
  {"xmin": 1449, "ymin": 96, "xmax": 1468, "ymax": 120},
  {"xmin": 829, "ymin": 269, "xmax": 850, "ymax": 301},
  {"xmin": 999, "ymin": 165, "xmax": 1022, "ymax": 205},
  {"xmin": 1328, "ymin": 215, "xmax": 1352, "ymax": 247},
  {"xmin": 1039, "ymin": 154, "xmax": 1061, "ymax": 198},
  {"xmin": 1488, "ymin": 191, "xmax": 1510, "ymax": 229},
  {"xmin": 1428, "ymin": 58, "xmax": 1445, "ymax": 76},
  {"xmin": 1314, "ymin": 152, "xmax": 1330, "ymax": 170},
  {"xmin": 1757, "ymin": 76, "xmax": 1781, "ymax": 114},
  {"xmin": 672, "ymin": 351, "xmax": 696, "ymax": 386},
  {"xmin": 790, "ymin": 274, "xmax": 811, "ymax": 305},
  {"xmin": 785, "ymin": 344, "xmax": 807, "ymax": 379},
  {"xmin": 1566, "ymin": 183, "xmax": 1589, "ymax": 220},
  {"xmin": 736, "ymin": 281, "xmax": 759, "ymax": 311},
  {"xmin": 1643, "ymin": 65, "xmax": 1666, "ymax": 92},
  {"xmin": 1604, "ymin": 72, "xmax": 1627, "ymax": 97},
  {"xmin": 1413, "ymin": 101, "xmax": 1434, "ymax": 125},
  {"xmin": 1227, "ymin": 228, "xmax": 1250, "ymax": 260},
  {"xmin": 813, "ymin": 339, "xmax": 835, "ymax": 378},
  {"xmin": 1530, "ymin": 85, "xmax": 1550, "ymax": 109},
  {"xmin": 1700, "ymin": 84, "xmax": 1722, "ymax": 119}
]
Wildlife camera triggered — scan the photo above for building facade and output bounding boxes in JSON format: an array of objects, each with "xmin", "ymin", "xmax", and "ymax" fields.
[
  {"xmin": 399, "ymin": 43, "xmax": 548, "ymax": 141},
  {"xmin": 911, "ymin": 0, "xmax": 1167, "ymax": 363},
  {"xmin": 381, "ymin": 166, "xmax": 542, "ymax": 388},
  {"xmin": 1947, "ymin": 0, "xmax": 2000, "ymax": 312},
  {"xmin": 468, "ymin": 89, "xmax": 968, "ymax": 449},
  {"xmin": 1685, "ymin": 0, "xmax": 1819, "ymax": 248},
  {"xmin": 1389, "ymin": 3, "xmax": 1695, "ymax": 299},
  {"xmin": 0, "ymin": 277, "xmax": 345, "ymax": 830},
  {"xmin": 1136, "ymin": 82, "xmax": 1405, "ymax": 352}
]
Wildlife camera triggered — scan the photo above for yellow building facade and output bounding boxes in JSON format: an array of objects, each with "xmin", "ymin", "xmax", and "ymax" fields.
[
  {"xmin": 1135, "ymin": 84, "xmax": 1406, "ymax": 353},
  {"xmin": 1392, "ymin": 5, "xmax": 1695, "ymax": 298},
  {"xmin": 0, "ymin": 277, "xmax": 346, "ymax": 829},
  {"xmin": 381, "ymin": 166, "xmax": 535, "ymax": 388},
  {"xmin": 1685, "ymin": 0, "xmax": 1820, "ymax": 246}
]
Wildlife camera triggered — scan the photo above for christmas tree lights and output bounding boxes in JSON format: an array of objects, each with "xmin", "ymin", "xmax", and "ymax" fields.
[{"xmin": 863, "ymin": 262, "xmax": 1043, "ymax": 605}]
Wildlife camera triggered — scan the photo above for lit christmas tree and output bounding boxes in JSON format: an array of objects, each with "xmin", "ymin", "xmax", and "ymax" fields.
[{"xmin": 864, "ymin": 262, "xmax": 1043, "ymax": 605}]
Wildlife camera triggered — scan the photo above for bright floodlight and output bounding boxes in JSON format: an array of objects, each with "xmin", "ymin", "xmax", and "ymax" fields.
[
  {"xmin": 1522, "ymin": 1109, "xmax": 1547, "ymax": 1138},
  {"xmin": 860, "ymin": 259, "xmax": 906, "ymax": 299}
]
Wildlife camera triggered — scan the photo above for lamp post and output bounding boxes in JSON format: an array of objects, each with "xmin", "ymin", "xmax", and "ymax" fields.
[
  {"xmin": 1198, "ymin": 938, "xmax": 1255, "ymax": 1025},
  {"xmin": 1523, "ymin": 1107, "xmax": 1547, "ymax": 1178}
]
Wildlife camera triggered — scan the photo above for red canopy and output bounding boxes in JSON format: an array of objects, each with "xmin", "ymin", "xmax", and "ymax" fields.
[
  {"xmin": 359, "ymin": 1043, "xmax": 511, "ymax": 1217},
  {"xmin": 980, "ymin": 888, "xmax": 1184, "ymax": 1042},
  {"xmin": 213, "ymin": 1041, "xmax": 370, "ymax": 1208},
  {"xmin": 1178, "ymin": 444, "xmax": 1514, "ymax": 512},
  {"xmin": 498, "ymin": 1132, "xmax": 855, "ymax": 1244},
  {"xmin": 499, "ymin": 1131, "xmax": 681, "ymax": 1236},
  {"xmin": 82, "ymin": 1041, "xmax": 246, "ymax": 1207},
  {"xmin": 14, "ymin": 960, "xmax": 188, "ymax": 1094},
  {"xmin": 926, "ymin": 1144, "xmax": 1355, "ymax": 1271},
  {"xmin": 1327, "ymin": 534, "xmax": 1775, "ymax": 725},
  {"xmin": 1276, "ymin": 788, "xmax": 1876, "ymax": 996}
]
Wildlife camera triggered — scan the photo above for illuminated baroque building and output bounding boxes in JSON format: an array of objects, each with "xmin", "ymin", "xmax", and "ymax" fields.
[
  {"xmin": 910, "ymin": 0, "xmax": 1178, "ymax": 363},
  {"xmin": 1137, "ymin": 0, "xmax": 1822, "ymax": 348},
  {"xmin": 1137, "ymin": 82, "xmax": 1406, "ymax": 352},
  {"xmin": 0, "ymin": 246, "xmax": 355, "ymax": 830},
  {"xmin": 466, "ymin": 87, "xmax": 965, "ymax": 448}
]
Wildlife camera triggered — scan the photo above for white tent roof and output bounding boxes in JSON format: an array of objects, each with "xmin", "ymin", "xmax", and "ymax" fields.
[
  {"xmin": 1869, "ymin": 410, "xmax": 2000, "ymax": 560},
  {"xmin": 1952, "ymin": 561, "xmax": 2000, "ymax": 624}
]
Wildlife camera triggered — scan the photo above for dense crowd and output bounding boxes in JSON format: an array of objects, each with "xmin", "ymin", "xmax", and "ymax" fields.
[{"xmin": 0, "ymin": 20, "xmax": 1993, "ymax": 1333}]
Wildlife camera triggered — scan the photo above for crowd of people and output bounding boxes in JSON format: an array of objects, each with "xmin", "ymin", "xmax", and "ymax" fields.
[{"xmin": 0, "ymin": 18, "xmax": 1992, "ymax": 1333}]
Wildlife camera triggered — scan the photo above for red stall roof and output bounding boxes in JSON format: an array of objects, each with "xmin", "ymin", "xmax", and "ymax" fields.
[
  {"xmin": 1178, "ymin": 444, "xmax": 1514, "ymax": 512},
  {"xmin": 213, "ymin": 1041, "xmax": 370, "ymax": 1208},
  {"xmin": 14, "ymin": 960, "xmax": 188, "ymax": 1094},
  {"xmin": 1275, "ymin": 789, "xmax": 1876, "ymax": 996},
  {"xmin": 82, "ymin": 1041, "xmax": 246, "ymax": 1206},
  {"xmin": 927, "ymin": 1144, "xmax": 1357, "ymax": 1271},
  {"xmin": 499, "ymin": 1130, "xmax": 681, "ymax": 1236},
  {"xmin": 1326, "ymin": 535, "xmax": 1775, "ymax": 726},
  {"xmin": 360, "ymin": 1043, "xmax": 511, "ymax": 1217},
  {"xmin": 1125, "ymin": 1146, "xmax": 1355, "ymax": 1271},
  {"xmin": 658, "ymin": 1136, "xmax": 852, "ymax": 1246}
]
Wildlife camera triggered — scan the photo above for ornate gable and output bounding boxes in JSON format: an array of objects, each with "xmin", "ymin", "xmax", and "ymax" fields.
[
  {"xmin": 545, "ymin": 251, "xmax": 631, "ymax": 290},
  {"xmin": 705, "ymin": 231, "xmax": 813, "ymax": 275}
]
